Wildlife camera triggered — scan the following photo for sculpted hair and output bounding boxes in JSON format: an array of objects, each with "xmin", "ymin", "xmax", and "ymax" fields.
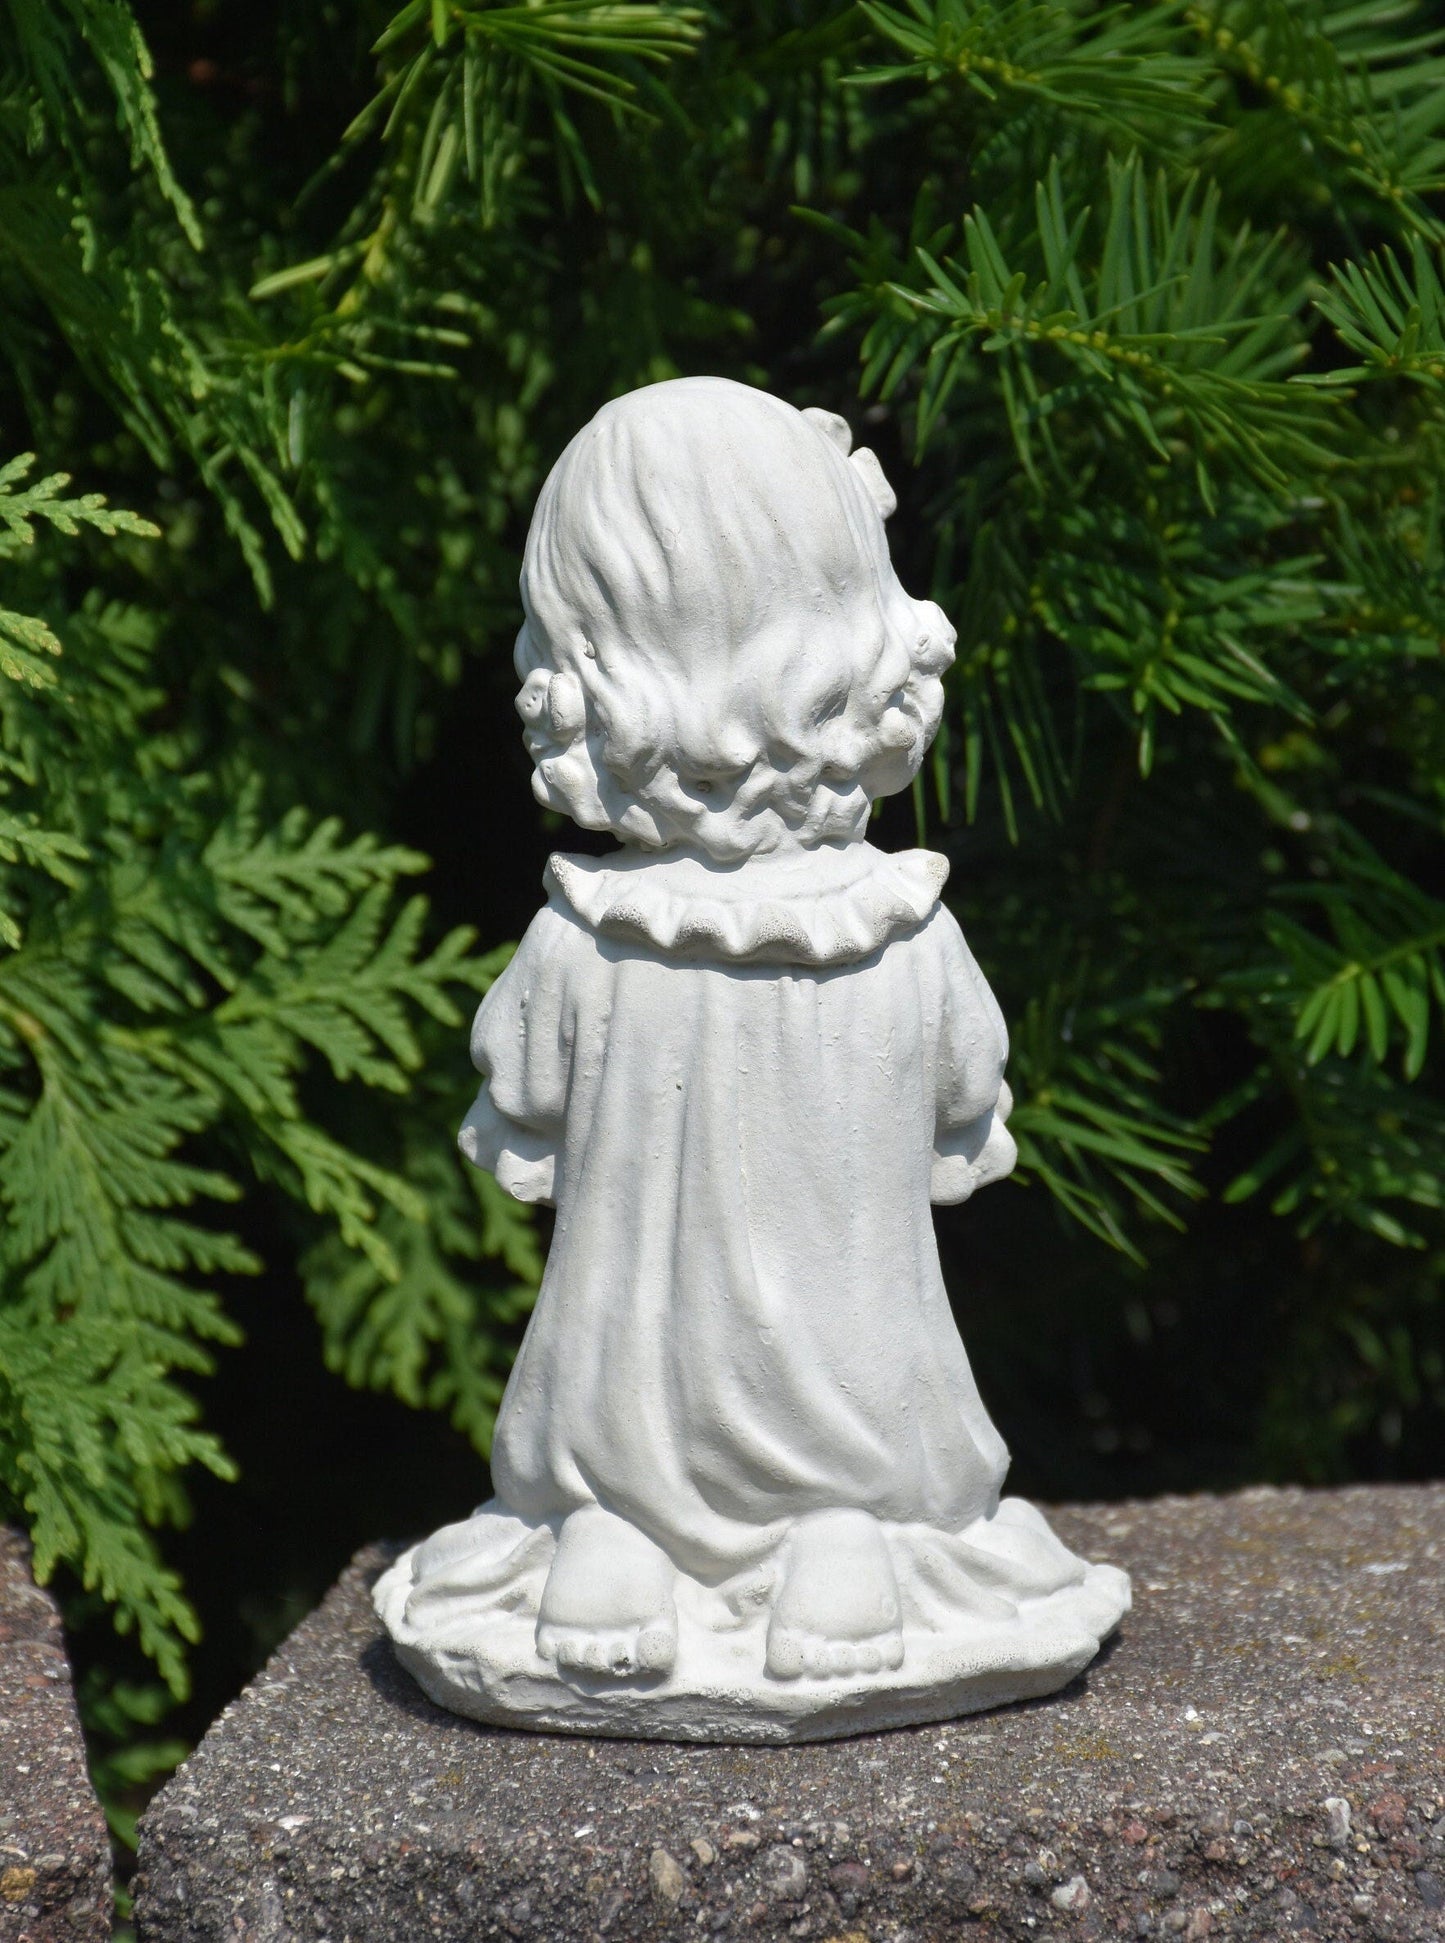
[{"xmin": 514, "ymin": 376, "xmax": 956, "ymax": 860}]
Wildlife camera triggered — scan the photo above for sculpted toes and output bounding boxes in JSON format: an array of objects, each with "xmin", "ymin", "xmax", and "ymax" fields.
[
  {"xmin": 552, "ymin": 1630, "xmax": 602, "ymax": 1671},
  {"xmin": 534, "ymin": 1507, "xmax": 677, "ymax": 1678},
  {"xmin": 771, "ymin": 1626, "xmax": 898, "ymax": 1681},
  {"xmin": 812, "ymin": 1638, "xmax": 859, "ymax": 1676},
  {"xmin": 765, "ymin": 1628, "xmax": 805, "ymax": 1680},
  {"xmin": 636, "ymin": 1621, "xmax": 677, "ymax": 1673},
  {"xmin": 536, "ymin": 1618, "xmax": 675, "ymax": 1677}
]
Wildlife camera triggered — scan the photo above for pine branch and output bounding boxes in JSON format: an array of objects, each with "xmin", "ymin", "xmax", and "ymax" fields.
[
  {"xmin": 0, "ymin": 51, "xmax": 305, "ymax": 605},
  {"xmin": 855, "ymin": 0, "xmax": 1207, "ymax": 140},
  {"xmin": 78, "ymin": 1668, "xmax": 188, "ymax": 1850},
  {"xmin": 0, "ymin": 1026, "xmax": 244, "ymax": 1692},
  {"xmin": 0, "ymin": 605, "xmax": 64, "ymax": 694},
  {"xmin": 1005, "ymin": 974, "xmax": 1207, "ymax": 1264},
  {"xmin": 1186, "ymin": 0, "xmax": 1445, "ymax": 238},
  {"xmin": 1243, "ymin": 825, "xmax": 1445, "ymax": 1079},
  {"xmin": 202, "ymin": 792, "xmax": 432, "ymax": 953},
  {"xmin": 1036, "ymin": 496, "xmax": 1318, "ymax": 774},
  {"xmin": 1220, "ymin": 1051, "xmax": 1445, "ymax": 1246},
  {"xmin": 375, "ymin": 1, "xmax": 704, "ymax": 105},
  {"xmin": 248, "ymin": 0, "xmax": 703, "ymax": 380},
  {"xmin": 828, "ymin": 156, "xmax": 1340, "ymax": 496},
  {"xmin": 0, "ymin": 813, "xmax": 88, "ymax": 948},
  {"xmin": 1308, "ymin": 233, "xmax": 1445, "ymax": 386}
]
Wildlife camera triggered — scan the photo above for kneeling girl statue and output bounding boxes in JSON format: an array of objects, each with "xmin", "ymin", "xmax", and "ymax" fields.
[{"xmin": 373, "ymin": 376, "xmax": 1129, "ymax": 1741}]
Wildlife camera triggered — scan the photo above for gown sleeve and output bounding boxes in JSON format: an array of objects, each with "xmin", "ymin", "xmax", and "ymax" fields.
[
  {"xmin": 929, "ymin": 909, "xmax": 1018, "ymax": 1205},
  {"xmin": 457, "ymin": 900, "xmax": 583, "ymax": 1207}
]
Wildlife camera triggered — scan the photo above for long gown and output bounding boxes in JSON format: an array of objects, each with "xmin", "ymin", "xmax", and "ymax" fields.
[
  {"xmin": 458, "ymin": 839, "xmax": 1019, "ymax": 1579},
  {"xmin": 375, "ymin": 838, "xmax": 1129, "ymax": 1736}
]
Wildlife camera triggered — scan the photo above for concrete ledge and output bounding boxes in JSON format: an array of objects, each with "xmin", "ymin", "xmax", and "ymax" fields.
[
  {"xmin": 0, "ymin": 1528, "xmax": 112, "ymax": 1943},
  {"xmin": 134, "ymin": 1485, "xmax": 1445, "ymax": 1941}
]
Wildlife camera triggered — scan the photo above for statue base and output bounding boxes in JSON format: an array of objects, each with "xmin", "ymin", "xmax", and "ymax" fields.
[{"xmin": 372, "ymin": 1497, "xmax": 1130, "ymax": 1744}]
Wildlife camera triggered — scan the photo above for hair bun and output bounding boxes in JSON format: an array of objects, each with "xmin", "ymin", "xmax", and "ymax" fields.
[
  {"xmin": 802, "ymin": 406, "xmax": 853, "ymax": 454},
  {"xmin": 802, "ymin": 406, "xmax": 896, "ymax": 520},
  {"xmin": 848, "ymin": 446, "xmax": 897, "ymax": 520},
  {"xmin": 547, "ymin": 672, "xmax": 586, "ymax": 739}
]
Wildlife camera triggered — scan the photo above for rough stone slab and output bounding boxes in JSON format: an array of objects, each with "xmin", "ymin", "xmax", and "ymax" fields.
[
  {"xmin": 0, "ymin": 1528, "xmax": 113, "ymax": 1942},
  {"xmin": 134, "ymin": 1484, "xmax": 1445, "ymax": 1943}
]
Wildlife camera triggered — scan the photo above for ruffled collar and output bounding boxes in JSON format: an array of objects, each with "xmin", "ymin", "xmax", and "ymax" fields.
[{"xmin": 544, "ymin": 841, "xmax": 949, "ymax": 967}]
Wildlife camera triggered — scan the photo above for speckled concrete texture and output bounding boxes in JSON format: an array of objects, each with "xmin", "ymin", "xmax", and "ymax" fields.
[
  {"xmin": 134, "ymin": 1484, "xmax": 1445, "ymax": 1942},
  {"xmin": 0, "ymin": 1528, "xmax": 112, "ymax": 1942}
]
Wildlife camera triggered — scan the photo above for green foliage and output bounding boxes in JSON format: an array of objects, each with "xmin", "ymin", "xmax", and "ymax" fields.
[
  {"xmin": 304, "ymin": 1102, "xmax": 542, "ymax": 1451},
  {"xmin": 0, "ymin": 485, "xmax": 518, "ymax": 1690},
  {"xmin": 1, "ymin": 0, "xmax": 1443, "ymax": 1777},
  {"xmin": 1261, "ymin": 829, "xmax": 1445, "ymax": 1078},
  {"xmin": 821, "ymin": 0, "xmax": 1445, "ymax": 1472},
  {"xmin": 0, "ymin": 455, "xmax": 159, "ymax": 709},
  {"xmin": 857, "ymin": 0, "xmax": 1207, "ymax": 137},
  {"xmin": 835, "ymin": 156, "xmax": 1338, "ymax": 492},
  {"xmin": 0, "ymin": 0, "xmax": 560, "ymax": 1705},
  {"xmin": 1183, "ymin": 0, "xmax": 1445, "ymax": 233},
  {"xmin": 1006, "ymin": 976, "xmax": 1207, "ymax": 1262},
  {"xmin": 1311, "ymin": 231, "xmax": 1445, "ymax": 382}
]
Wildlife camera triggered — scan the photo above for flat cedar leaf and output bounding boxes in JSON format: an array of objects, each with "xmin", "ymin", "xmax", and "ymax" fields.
[
  {"xmin": 0, "ymin": 452, "xmax": 515, "ymax": 1681},
  {"xmin": 0, "ymin": 606, "xmax": 63, "ymax": 680},
  {"xmin": 0, "ymin": 458, "xmax": 160, "ymax": 545}
]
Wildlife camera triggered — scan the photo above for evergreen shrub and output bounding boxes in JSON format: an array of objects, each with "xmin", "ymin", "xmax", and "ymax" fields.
[{"xmin": 1, "ymin": 0, "xmax": 1442, "ymax": 1787}]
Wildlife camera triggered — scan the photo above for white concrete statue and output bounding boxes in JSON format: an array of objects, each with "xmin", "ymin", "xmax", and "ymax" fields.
[{"xmin": 374, "ymin": 376, "xmax": 1129, "ymax": 1741}]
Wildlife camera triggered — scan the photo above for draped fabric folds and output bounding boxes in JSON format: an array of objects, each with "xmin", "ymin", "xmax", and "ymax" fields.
[{"xmin": 457, "ymin": 841, "xmax": 1019, "ymax": 1584}]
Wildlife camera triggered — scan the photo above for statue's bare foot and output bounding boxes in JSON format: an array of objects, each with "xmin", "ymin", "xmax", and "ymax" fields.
[
  {"xmin": 536, "ymin": 1504, "xmax": 677, "ymax": 1676},
  {"xmin": 766, "ymin": 1508, "xmax": 904, "ymax": 1680}
]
